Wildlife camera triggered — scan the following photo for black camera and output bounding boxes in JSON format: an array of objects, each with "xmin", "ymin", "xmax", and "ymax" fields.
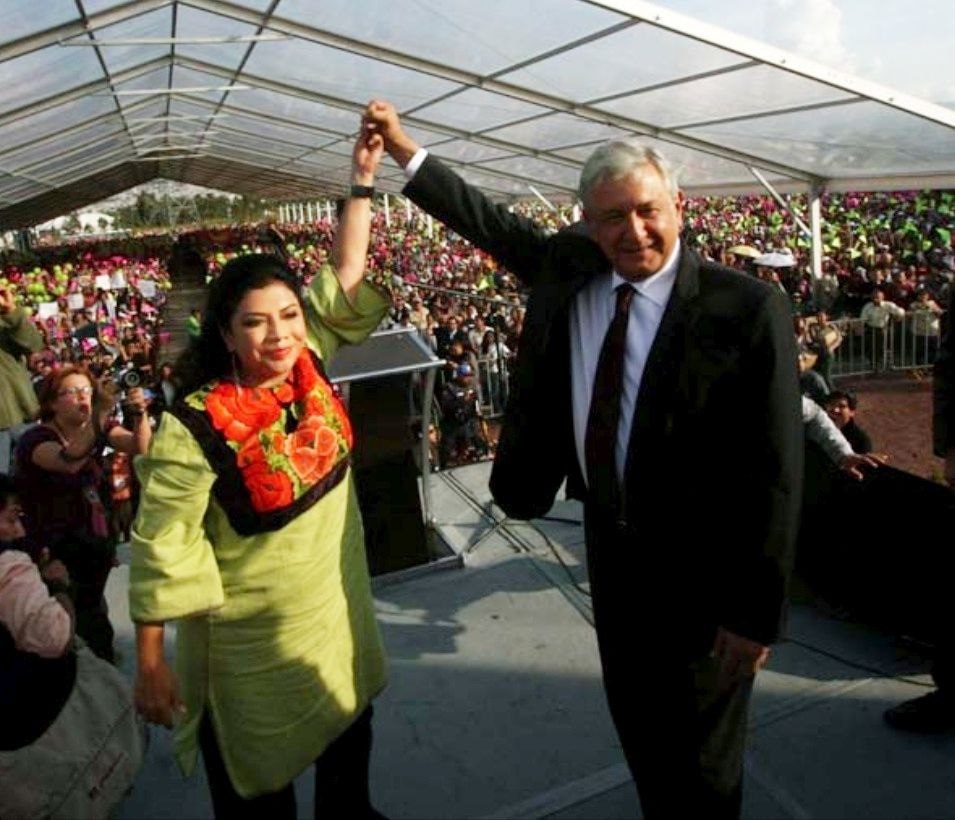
[{"xmin": 120, "ymin": 367, "xmax": 145, "ymax": 390}]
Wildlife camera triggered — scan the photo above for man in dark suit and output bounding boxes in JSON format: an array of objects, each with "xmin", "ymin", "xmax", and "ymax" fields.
[{"xmin": 364, "ymin": 101, "xmax": 803, "ymax": 817}]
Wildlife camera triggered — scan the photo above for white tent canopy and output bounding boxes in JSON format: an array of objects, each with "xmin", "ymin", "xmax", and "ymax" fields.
[{"xmin": 2, "ymin": 0, "xmax": 955, "ymax": 230}]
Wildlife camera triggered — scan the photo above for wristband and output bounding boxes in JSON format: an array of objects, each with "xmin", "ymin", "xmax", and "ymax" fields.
[{"xmin": 349, "ymin": 184, "xmax": 375, "ymax": 198}]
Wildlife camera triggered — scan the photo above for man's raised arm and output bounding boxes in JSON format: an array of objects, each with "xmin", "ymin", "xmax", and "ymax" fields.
[{"xmin": 362, "ymin": 99, "xmax": 567, "ymax": 287}]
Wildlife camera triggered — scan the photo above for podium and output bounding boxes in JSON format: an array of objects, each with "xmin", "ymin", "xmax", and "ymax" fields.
[{"xmin": 327, "ymin": 328, "xmax": 455, "ymax": 579}]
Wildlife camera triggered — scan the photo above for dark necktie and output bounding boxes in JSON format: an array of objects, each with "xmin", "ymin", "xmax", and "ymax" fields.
[{"xmin": 585, "ymin": 283, "xmax": 634, "ymax": 511}]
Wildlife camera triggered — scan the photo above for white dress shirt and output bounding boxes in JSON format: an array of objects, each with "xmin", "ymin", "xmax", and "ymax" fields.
[
  {"xmin": 801, "ymin": 395, "xmax": 853, "ymax": 462},
  {"xmin": 571, "ymin": 247, "xmax": 680, "ymax": 485}
]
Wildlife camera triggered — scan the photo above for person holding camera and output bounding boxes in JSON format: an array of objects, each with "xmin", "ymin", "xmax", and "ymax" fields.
[
  {"xmin": 438, "ymin": 363, "xmax": 489, "ymax": 468},
  {"xmin": 14, "ymin": 365, "xmax": 151, "ymax": 662}
]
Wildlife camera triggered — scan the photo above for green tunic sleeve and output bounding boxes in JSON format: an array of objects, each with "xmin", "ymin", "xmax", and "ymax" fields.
[
  {"xmin": 0, "ymin": 307, "xmax": 43, "ymax": 358},
  {"xmin": 303, "ymin": 263, "xmax": 390, "ymax": 362},
  {"xmin": 129, "ymin": 412, "xmax": 224, "ymax": 623}
]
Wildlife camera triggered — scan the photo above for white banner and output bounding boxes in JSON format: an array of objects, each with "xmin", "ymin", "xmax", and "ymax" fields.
[
  {"xmin": 37, "ymin": 301, "xmax": 59, "ymax": 320},
  {"xmin": 137, "ymin": 280, "xmax": 157, "ymax": 299},
  {"xmin": 95, "ymin": 274, "xmax": 112, "ymax": 291},
  {"xmin": 110, "ymin": 271, "xmax": 127, "ymax": 290},
  {"xmin": 67, "ymin": 293, "xmax": 85, "ymax": 311}
]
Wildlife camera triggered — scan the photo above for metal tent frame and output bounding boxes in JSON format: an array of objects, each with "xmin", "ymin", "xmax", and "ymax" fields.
[{"xmin": 2, "ymin": 0, "xmax": 955, "ymax": 275}]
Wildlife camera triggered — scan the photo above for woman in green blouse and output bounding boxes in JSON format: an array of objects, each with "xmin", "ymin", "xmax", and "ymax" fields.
[{"xmin": 130, "ymin": 126, "xmax": 390, "ymax": 817}]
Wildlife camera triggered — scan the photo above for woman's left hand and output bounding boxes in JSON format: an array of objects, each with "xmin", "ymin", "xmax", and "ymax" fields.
[{"xmin": 353, "ymin": 129, "xmax": 384, "ymax": 182}]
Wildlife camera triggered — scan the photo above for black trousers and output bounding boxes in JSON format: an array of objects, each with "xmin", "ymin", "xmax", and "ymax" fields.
[
  {"xmin": 585, "ymin": 512, "xmax": 753, "ymax": 819},
  {"xmin": 51, "ymin": 535, "xmax": 116, "ymax": 663},
  {"xmin": 603, "ymin": 651, "xmax": 752, "ymax": 819},
  {"xmin": 198, "ymin": 707, "xmax": 379, "ymax": 819}
]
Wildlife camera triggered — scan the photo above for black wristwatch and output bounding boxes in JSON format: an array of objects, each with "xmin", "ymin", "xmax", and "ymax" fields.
[{"xmin": 349, "ymin": 185, "xmax": 375, "ymax": 198}]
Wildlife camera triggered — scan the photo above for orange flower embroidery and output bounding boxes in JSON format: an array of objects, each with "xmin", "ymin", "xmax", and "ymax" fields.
[
  {"xmin": 285, "ymin": 415, "xmax": 339, "ymax": 483},
  {"xmin": 291, "ymin": 351, "xmax": 320, "ymax": 399},
  {"xmin": 206, "ymin": 382, "xmax": 281, "ymax": 443},
  {"xmin": 200, "ymin": 350, "xmax": 354, "ymax": 513},
  {"xmin": 237, "ymin": 433, "xmax": 266, "ymax": 468},
  {"xmin": 273, "ymin": 382, "xmax": 295, "ymax": 404},
  {"xmin": 241, "ymin": 460, "xmax": 294, "ymax": 512}
]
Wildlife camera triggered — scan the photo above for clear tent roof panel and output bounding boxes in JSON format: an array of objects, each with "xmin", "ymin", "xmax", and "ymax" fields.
[
  {"xmin": 597, "ymin": 64, "xmax": 854, "ymax": 131},
  {"xmin": 38, "ymin": 137, "xmax": 133, "ymax": 179},
  {"xmin": 0, "ymin": 0, "xmax": 76, "ymax": 47},
  {"xmin": 0, "ymin": 178, "xmax": 49, "ymax": 202},
  {"xmin": 686, "ymin": 101, "xmax": 955, "ymax": 180},
  {"xmin": 277, "ymin": 0, "xmax": 623, "ymax": 77},
  {"xmin": 229, "ymin": 87, "xmax": 361, "ymax": 132},
  {"xmin": 412, "ymin": 88, "xmax": 550, "ymax": 133},
  {"xmin": 113, "ymin": 65, "xmax": 175, "ymax": 94},
  {"xmin": 220, "ymin": 0, "xmax": 274, "ymax": 11},
  {"xmin": 423, "ymin": 140, "xmax": 515, "ymax": 165},
  {"xmin": 240, "ymin": 37, "xmax": 459, "ymax": 110},
  {"xmin": 91, "ymin": 6, "xmax": 174, "ymax": 75},
  {"xmin": 210, "ymin": 130, "xmax": 306, "ymax": 158},
  {"xmin": 173, "ymin": 4, "xmax": 260, "ymax": 69},
  {"xmin": 215, "ymin": 115, "xmax": 323, "ymax": 148},
  {"xmin": 4, "ymin": 121, "xmax": 129, "ymax": 172},
  {"xmin": 498, "ymin": 23, "xmax": 747, "ymax": 103},
  {"xmin": 44, "ymin": 155, "xmax": 128, "ymax": 188},
  {"xmin": 455, "ymin": 167, "xmax": 561, "ymax": 198},
  {"xmin": 485, "ymin": 113, "xmax": 631, "ymax": 152},
  {"xmin": 170, "ymin": 65, "xmax": 242, "ymax": 102},
  {"xmin": 0, "ymin": 44, "xmax": 104, "ymax": 114},
  {"xmin": 479, "ymin": 155, "xmax": 580, "ymax": 192},
  {"xmin": 0, "ymin": 95, "xmax": 117, "ymax": 155},
  {"xmin": 1, "ymin": 0, "xmax": 954, "ymax": 229},
  {"xmin": 80, "ymin": 0, "xmax": 147, "ymax": 15}
]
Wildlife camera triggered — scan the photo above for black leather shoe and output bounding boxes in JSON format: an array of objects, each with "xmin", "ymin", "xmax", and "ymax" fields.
[{"xmin": 884, "ymin": 691, "xmax": 955, "ymax": 733}]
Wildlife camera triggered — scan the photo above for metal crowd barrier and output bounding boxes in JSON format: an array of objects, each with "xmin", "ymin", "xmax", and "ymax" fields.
[{"xmin": 829, "ymin": 313, "xmax": 942, "ymax": 378}]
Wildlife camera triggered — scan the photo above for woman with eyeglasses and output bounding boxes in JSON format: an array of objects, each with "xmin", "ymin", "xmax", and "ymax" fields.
[{"xmin": 14, "ymin": 365, "xmax": 151, "ymax": 662}]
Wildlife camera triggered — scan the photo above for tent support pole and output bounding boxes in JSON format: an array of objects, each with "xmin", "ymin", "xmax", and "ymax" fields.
[
  {"xmin": 749, "ymin": 166, "xmax": 812, "ymax": 238},
  {"xmin": 809, "ymin": 183, "xmax": 825, "ymax": 281}
]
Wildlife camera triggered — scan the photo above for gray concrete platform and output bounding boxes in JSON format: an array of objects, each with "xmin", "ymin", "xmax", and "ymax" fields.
[{"xmin": 109, "ymin": 462, "xmax": 954, "ymax": 819}]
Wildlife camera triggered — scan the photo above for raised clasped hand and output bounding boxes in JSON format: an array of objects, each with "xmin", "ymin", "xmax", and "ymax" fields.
[
  {"xmin": 353, "ymin": 126, "xmax": 384, "ymax": 181},
  {"xmin": 362, "ymin": 100, "xmax": 402, "ymax": 149}
]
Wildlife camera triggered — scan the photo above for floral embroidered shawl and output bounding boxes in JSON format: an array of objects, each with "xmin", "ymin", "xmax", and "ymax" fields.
[{"xmin": 169, "ymin": 349, "xmax": 353, "ymax": 535}]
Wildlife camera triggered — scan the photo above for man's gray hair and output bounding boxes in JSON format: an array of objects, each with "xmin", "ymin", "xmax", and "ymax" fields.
[{"xmin": 578, "ymin": 139, "xmax": 679, "ymax": 207}]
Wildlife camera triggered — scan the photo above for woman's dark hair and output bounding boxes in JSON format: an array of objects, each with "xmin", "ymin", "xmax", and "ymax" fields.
[
  {"xmin": 174, "ymin": 254, "xmax": 303, "ymax": 394},
  {"xmin": 480, "ymin": 328, "xmax": 497, "ymax": 355}
]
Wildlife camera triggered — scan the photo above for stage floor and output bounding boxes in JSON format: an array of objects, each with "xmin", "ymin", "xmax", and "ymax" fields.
[{"xmin": 111, "ymin": 461, "xmax": 953, "ymax": 819}]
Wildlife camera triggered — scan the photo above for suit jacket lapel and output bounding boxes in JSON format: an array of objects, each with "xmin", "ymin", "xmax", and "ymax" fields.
[{"xmin": 622, "ymin": 250, "xmax": 700, "ymax": 497}]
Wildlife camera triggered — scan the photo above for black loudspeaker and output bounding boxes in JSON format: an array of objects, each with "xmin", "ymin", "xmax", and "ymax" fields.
[
  {"xmin": 799, "ymin": 444, "xmax": 955, "ymax": 639},
  {"xmin": 348, "ymin": 375, "xmax": 431, "ymax": 576}
]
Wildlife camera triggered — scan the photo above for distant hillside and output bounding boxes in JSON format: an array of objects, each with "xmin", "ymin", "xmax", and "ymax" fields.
[{"xmin": 89, "ymin": 179, "xmax": 237, "ymax": 213}]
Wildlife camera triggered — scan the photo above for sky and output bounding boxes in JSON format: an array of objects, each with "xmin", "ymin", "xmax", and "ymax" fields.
[{"xmin": 652, "ymin": 0, "xmax": 955, "ymax": 106}]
